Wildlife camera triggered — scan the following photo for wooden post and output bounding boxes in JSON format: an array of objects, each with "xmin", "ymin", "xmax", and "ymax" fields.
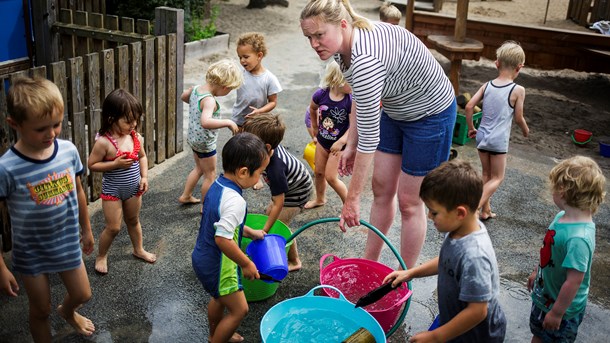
[
  {"xmin": 68, "ymin": 56, "xmax": 89, "ymax": 196},
  {"xmin": 155, "ymin": 36, "xmax": 167, "ymax": 163},
  {"xmin": 155, "ymin": 7, "xmax": 184, "ymax": 153},
  {"xmin": 50, "ymin": 61, "xmax": 70, "ymax": 140},
  {"xmin": 85, "ymin": 53, "xmax": 102, "ymax": 200},
  {"xmin": 30, "ymin": 0, "xmax": 59, "ymax": 66},
  {"xmin": 406, "ymin": 0, "xmax": 415, "ymax": 32},
  {"xmin": 142, "ymin": 38, "xmax": 156, "ymax": 167},
  {"xmin": 455, "ymin": 0, "xmax": 469, "ymax": 42}
]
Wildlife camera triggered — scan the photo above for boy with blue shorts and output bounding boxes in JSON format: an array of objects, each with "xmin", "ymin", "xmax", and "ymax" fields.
[
  {"xmin": 527, "ymin": 156, "xmax": 605, "ymax": 343},
  {"xmin": 191, "ymin": 133, "xmax": 269, "ymax": 343}
]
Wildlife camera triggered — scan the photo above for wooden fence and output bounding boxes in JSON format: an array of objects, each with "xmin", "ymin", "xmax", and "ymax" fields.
[{"xmin": 568, "ymin": 0, "xmax": 610, "ymax": 26}]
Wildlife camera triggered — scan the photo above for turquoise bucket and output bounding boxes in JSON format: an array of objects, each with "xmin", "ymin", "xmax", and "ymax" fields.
[{"xmin": 260, "ymin": 285, "xmax": 386, "ymax": 343}]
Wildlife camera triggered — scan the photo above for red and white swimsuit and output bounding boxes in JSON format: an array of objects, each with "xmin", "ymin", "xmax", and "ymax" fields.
[{"xmin": 100, "ymin": 131, "xmax": 143, "ymax": 201}]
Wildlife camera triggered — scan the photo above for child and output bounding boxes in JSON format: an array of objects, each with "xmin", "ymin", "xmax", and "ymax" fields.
[
  {"xmin": 379, "ymin": 2, "xmax": 402, "ymax": 25},
  {"xmin": 232, "ymin": 32, "xmax": 282, "ymax": 127},
  {"xmin": 242, "ymin": 113, "xmax": 313, "ymax": 272},
  {"xmin": 527, "ymin": 156, "xmax": 605, "ymax": 343},
  {"xmin": 466, "ymin": 40, "xmax": 529, "ymax": 221},
  {"xmin": 384, "ymin": 160, "xmax": 506, "ymax": 342},
  {"xmin": 88, "ymin": 89, "xmax": 156, "ymax": 274},
  {"xmin": 178, "ymin": 59, "xmax": 242, "ymax": 205},
  {"xmin": 304, "ymin": 61, "xmax": 351, "ymax": 209},
  {"xmin": 0, "ymin": 77, "xmax": 96, "ymax": 339},
  {"xmin": 304, "ymin": 106, "xmax": 316, "ymax": 142},
  {"xmin": 192, "ymin": 132, "xmax": 269, "ymax": 343}
]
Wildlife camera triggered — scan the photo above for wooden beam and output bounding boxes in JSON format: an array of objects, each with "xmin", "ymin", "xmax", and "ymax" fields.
[{"xmin": 53, "ymin": 22, "xmax": 154, "ymax": 44}]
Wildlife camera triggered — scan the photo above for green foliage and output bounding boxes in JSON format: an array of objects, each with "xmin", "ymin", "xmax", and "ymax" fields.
[{"xmin": 186, "ymin": 5, "xmax": 219, "ymax": 41}]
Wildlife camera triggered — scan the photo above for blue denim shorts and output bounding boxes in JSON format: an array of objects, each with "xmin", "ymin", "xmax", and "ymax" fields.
[
  {"xmin": 529, "ymin": 303, "xmax": 584, "ymax": 343},
  {"xmin": 377, "ymin": 100, "xmax": 457, "ymax": 176}
]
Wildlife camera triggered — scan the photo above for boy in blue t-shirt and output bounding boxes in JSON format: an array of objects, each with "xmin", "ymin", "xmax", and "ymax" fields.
[
  {"xmin": 242, "ymin": 113, "xmax": 313, "ymax": 272},
  {"xmin": 528, "ymin": 156, "xmax": 605, "ymax": 343},
  {"xmin": 384, "ymin": 160, "xmax": 506, "ymax": 342}
]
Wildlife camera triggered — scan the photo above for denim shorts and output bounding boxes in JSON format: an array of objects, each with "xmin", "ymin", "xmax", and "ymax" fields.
[
  {"xmin": 529, "ymin": 303, "xmax": 584, "ymax": 343},
  {"xmin": 377, "ymin": 100, "xmax": 456, "ymax": 176}
]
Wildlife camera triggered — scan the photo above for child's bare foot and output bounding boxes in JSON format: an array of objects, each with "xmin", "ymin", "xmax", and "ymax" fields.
[
  {"xmin": 480, "ymin": 212, "xmax": 497, "ymax": 221},
  {"xmin": 304, "ymin": 199, "xmax": 325, "ymax": 209},
  {"xmin": 57, "ymin": 305, "xmax": 95, "ymax": 336},
  {"xmin": 132, "ymin": 250, "xmax": 157, "ymax": 264},
  {"xmin": 208, "ymin": 332, "xmax": 244, "ymax": 343},
  {"xmin": 178, "ymin": 195, "xmax": 200, "ymax": 205},
  {"xmin": 253, "ymin": 179, "xmax": 264, "ymax": 190},
  {"xmin": 94, "ymin": 255, "xmax": 108, "ymax": 275},
  {"xmin": 288, "ymin": 259, "xmax": 302, "ymax": 272}
]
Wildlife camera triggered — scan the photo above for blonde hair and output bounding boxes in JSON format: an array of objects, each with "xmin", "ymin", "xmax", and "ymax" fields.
[
  {"xmin": 7, "ymin": 77, "xmax": 64, "ymax": 124},
  {"xmin": 237, "ymin": 32, "xmax": 268, "ymax": 57},
  {"xmin": 496, "ymin": 40, "xmax": 525, "ymax": 70},
  {"xmin": 206, "ymin": 59, "xmax": 243, "ymax": 89},
  {"xmin": 300, "ymin": 0, "xmax": 372, "ymax": 31},
  {"xmin": 549, "ymin": 156, "xmax": 606, "ymax": 214},
  {"xmin": 320, "ymin": 61, "xmax": 346, "ymax": 88},
  {"xmin": 242, "ymin": 112, "xmax": 285, "ymax": 149},
  {"xmin": 379, "ymin": 2, "xmax": 401, "ymax": 23}
]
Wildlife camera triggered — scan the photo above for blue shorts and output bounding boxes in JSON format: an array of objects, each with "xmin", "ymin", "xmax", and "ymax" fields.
[
  {"xmin": 377, "ymin": 100, "xmax": 456, "ymax": 176},
  {"xmin": 529, "ymin": 303, "xmax": 584, "ymax": 343},
  {"xmin": 193, "ymin": 148, "xmax": 217, "ymax": 159}
]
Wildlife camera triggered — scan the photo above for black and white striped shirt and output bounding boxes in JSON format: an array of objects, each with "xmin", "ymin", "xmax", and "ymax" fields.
[
  {"xmin": 264, "ymin": 145, "xmax": 312, "ymax": 207},
  {"xmin": 334, "ymin": 22, "xmax": 455, "ymax": 153}
]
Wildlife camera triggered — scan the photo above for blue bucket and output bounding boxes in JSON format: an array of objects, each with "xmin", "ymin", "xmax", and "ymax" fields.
[
  {"xmin": 246, "ymin": 234, "xmax": 288, "ymax": 283},
  {"xmin": 261, "ymin": 285, "xmax": 386, "ymax": 342}
]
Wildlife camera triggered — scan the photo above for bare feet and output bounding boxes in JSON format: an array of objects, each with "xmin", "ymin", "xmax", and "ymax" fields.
[
  {"xmin": 132, "ymin": 250, "xmax": 157, "ymax": 264},
  {"xmin": 178, "ymin": 195, "xmax": 200, "ymax": 205},
  {"xmin": 288, "ymin": 259, "xmax": 302, "ymax": 272},
  {"xmin": 480, "ymin": 212, "xmax": 497, "ymax": 221},
  {"xmin": 208, "ymin": 332, "xmax": 244, "ymax": 343},
  {"xmin": 57, "ymin": 305, "xmax": 95, "ymax": 336},
  {"xmin": 304, "ymin": 199, "xmax": 325, "ymax": 209},
  {"xmin": 94, "ymin": 255, "xmax": 108, "ymax": 275},
  {"xmin": 253, "ymin": 179, "xmax": 265, "ymax": 190}
]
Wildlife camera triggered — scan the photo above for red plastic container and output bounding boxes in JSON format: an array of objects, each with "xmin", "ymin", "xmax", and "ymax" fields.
[
  {"xmin": 573, "ymin": 129, "xmax": 592, "ymax": 143},
  {"xmin": 319, "ymin": 254, "xmax": 412, "ymax": 333}
]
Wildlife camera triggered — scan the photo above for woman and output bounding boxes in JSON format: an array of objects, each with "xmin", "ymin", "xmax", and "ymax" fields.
[{"xmin": 300, "ymin": 0, "xmax": 456, "ymax": 268}]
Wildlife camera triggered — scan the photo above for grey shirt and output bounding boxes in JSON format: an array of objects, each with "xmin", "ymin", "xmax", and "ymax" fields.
[
  {"xmin": 438, "ymin": 223, "xmax": 507, "ymax": 343},
  {"xmin": 231, "ymin": 67, "xmax": 282, "ymax": 126}
]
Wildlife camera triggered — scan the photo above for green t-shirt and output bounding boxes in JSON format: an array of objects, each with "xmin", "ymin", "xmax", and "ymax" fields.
[{"xmin": 531, "ymin": 211, "xmax": 595, "ymax": 319}]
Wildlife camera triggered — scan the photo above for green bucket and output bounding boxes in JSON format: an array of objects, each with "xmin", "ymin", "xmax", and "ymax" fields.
[{"xmin": 240, "ymin": 214, "xmax": 293, "ymax": 302}]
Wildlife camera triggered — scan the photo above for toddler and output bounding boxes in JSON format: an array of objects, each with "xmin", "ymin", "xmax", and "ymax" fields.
[
  {"xmin": 379, "ymin": 2, "xmax": 401, "ymax": 25},
  {"xmin": 88, "ymin": 88, "xmax": 156, "ymax": 274}
]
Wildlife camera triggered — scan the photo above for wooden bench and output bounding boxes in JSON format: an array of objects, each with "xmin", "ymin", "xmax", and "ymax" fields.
[{"xmin": 428, "ymin": 35, "xmax": 483, "ymax": 95}]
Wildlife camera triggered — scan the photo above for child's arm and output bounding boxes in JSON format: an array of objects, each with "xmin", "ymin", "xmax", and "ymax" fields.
[
  {"xmin": 309, "ymin": 100, "xmax": 320, "ymax": 139},
  {"xmin": 543, "ymin": 269, "xmax": 585, "ymax": 331},
  {"xmin": 411, "ymin": 302, "xmax": 488, "ymax": 343},
  {"xmin": 263, "ymin": 194, "xmax": 285, "ymax": 233},
  {"xmin": 199, "ymin": 97, "xmax": 239, "ymax": 134},
  {"xmin": 465, "ymin": 84, "xmax": 486, "ymax": 138},
  {"xmin": 383, "ymin": 256, "xmax": 439, "ymax": 287},
  {"xmin": 512, "ymin": 85, "xmax": 529, "ymax": 137},
  {"xmin": 330, "ymin": 128, "xmax": 349, "ymax": 155},
  {"xmin": 243, "ymin": 226, "xmax": 265, "ymax": 240},
  {"xmin": 88, "ymin": 139, "xmax": 134, "ymax": 172},
  {"xmin": 246, "ymin": 93, "xmax": 278, "ymax": 118},
  {"xmin": 181, "ymin": 86, "xmax": 193, "ymax": 103},
  {"xmin": 136, "ymin": 133, "xmax": 149, "ymax": 194},
  {"xmin": 215, "ymin": 236, "xmax": 259, "ymax": 280},
  {"xmin": 75, "ymin": 176, "xmax": 94, "ymax": 256},
  {"xmin": 0, "ymin": 201, "xmax": 18, "ymax": 297}
]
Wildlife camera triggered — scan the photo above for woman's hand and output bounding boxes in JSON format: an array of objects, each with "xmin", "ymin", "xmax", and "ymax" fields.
[{"xmin": 339, "ymin": 197, "xmax": 360, "ymax": 232}]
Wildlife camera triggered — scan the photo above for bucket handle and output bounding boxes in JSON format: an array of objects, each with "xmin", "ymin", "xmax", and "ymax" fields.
[
  {"xmin": 319, "ymin": 253, "xmax": 340, "ymax": 271},
  {"xmin": 383, "ymin": 288, "xmax": 413, "ymax": 311},
  {"xmin": 305, "ymin": 285, "xmax": 349, "ymax": 303}
]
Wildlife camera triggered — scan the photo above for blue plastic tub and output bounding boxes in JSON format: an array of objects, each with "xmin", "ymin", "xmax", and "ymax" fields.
[{"xmin": 261, "ymin": 285, "xmax": 386, "ymax": 342}]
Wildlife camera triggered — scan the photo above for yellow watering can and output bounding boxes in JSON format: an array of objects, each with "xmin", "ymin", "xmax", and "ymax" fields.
[{"xmin": 303, "ymin": 141, "xmax": 316, "ymax": 172}]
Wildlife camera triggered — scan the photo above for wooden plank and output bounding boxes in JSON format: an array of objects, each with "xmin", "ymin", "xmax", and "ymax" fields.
[
  {"xmin": 85, "ymin": 53, "xmax": 102, "ymax": 200},
  {"xmin": 104, "ymin": 14, "xmax": 119, "ymax": 49},
  {"xmin": 89, "ymin": 13, "xmax": 104, "ymax": 52},
  {"xmin": 59, "ymin": 9, "xmax": 75, "ymax": 59},
  {"xmin": 136, "ymin": 19, "xmax": 151, "ymax": 35},
  {"xmin": 30, "ymin": 0, "xmax": 59, "ymax": 67},
  {"xmin": 129, "ymin": 41, "xmax": 142, "ymax": 103},
  {"xmin": 142, "ymin": 38, "xmax": 156, "ymax": 167},
  {"xmin": 166, "ymin": 33, "xmax": 177, "ymax": 157},
  {"xmin": 100, "ymin": 49, "xmax": 115, "ymax": 98},
  {"xmin": 50, "ymin": 62, "xmax": 70, "ymax": 140},
  {"xmin": 68, "ymin": 57, "xmax": 89, "ymax": 195},
  {"xmin": 0, "ymin": 57, "xmax": 31, "ymax": 78},
  {"xmin": 116, "ymin": 45, "xmax": 129, "ymax": 91},
  {"xmin": 53, "ymin": 22, "xmax": 154, "ymax": 45},
  {"xmin": 0, "ymin": 78, "xmax": 11, "ymax": 155},
  {"xmin": 121, "ymin": 17, "xmax": 134, "ymax": 34},
  {"xmin": 30, "ymin": 66, "xmax": 47, "ymax": 79},
  {"xmin": 155, "ymin": 36, "xmax": 167, "ymax": 163}
]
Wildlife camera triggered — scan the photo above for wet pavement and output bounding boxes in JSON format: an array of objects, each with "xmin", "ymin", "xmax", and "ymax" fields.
[{"xmin": 2, "ymin": 1, "xmax": 610, "ymax": 342}]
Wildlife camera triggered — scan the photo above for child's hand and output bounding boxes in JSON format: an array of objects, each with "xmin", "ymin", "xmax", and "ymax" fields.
[
  {"xmin": 542, "ymin": 309, "xmax": 562, "ymax": 331},
  {"xmin": 0, "ymin": 266, "xmax": 19, "ymax": 297},
  {"xmin": 527, "ymin": 269, "xmax": 537, "ymax": 292},
  {"xmin": 81, "ymin": 231, "xmax": 95, "ymax": 256},
  {"xmin": 409, "ymin": 330, "xmax": 439, "ymax": 343},
  {"xmin": 244, "ymin": 225, "xmax": 266, "ymax": 240},
  {"xmin": 242, "ymin": 261, "xmax": 259, "ymax": 281},
  {"xmin": 467, "ymin": 129, "xmax": 477, "ymax": 139},
  {"xmin": 139, "ymin": 177, "xmax": 149, "ymax": 194},
  {"xmin": 114, "ymin": 155, "xmax": 134, "ymax": 169},
  {"xmin": 522, "ymin": 127, "xmax": 530, "ymax": 138},
  {"xmin": 246, "ymin": 106, "xmax": 259, "ymax": 118},
  {"xmin": 330, "ymin": 141, "xmax": 343, "ymax": 155},
  {"xmin": 227, "ymin": 121, "xmax": 239, "ymax": 135},
  {"xmin": 383, "ymin": 270, "xmax": 411, "ymax": 287}
]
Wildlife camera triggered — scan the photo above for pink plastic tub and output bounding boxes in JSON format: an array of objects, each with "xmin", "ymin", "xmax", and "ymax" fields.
[{"xmin": 319, "ymin": 254, "xmax": 412, "ymax": 333}]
